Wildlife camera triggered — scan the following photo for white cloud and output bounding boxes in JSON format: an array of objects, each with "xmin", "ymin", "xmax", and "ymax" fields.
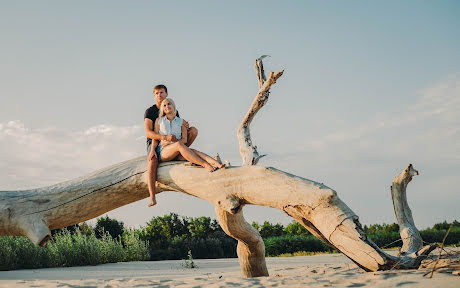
[{"xmin": 0, "ymin": 121, "xmax": 144, "ymax": 190}]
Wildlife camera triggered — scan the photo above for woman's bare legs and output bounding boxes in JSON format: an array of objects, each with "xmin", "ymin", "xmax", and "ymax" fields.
[
  {"xmin": 161, "ymin": 142, "xmax": 216, "ymax": 172},
  {"xmin": 191, "ymin": 149, "xmax": 225, "ymax": 169}
]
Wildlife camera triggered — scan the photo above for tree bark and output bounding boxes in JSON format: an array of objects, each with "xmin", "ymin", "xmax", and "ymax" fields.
[
  {"xmin": 237, "ymin": 56, "xmax": 283, "ymax": 166},
  {"xmin": 215, "ymin": 207, "xmax": 268, "ymax": 277}
]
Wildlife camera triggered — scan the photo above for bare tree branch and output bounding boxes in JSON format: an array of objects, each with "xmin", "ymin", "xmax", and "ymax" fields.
[{"xmin": 237, "ymin": 56, "xmax": 284, "ymax": 165}]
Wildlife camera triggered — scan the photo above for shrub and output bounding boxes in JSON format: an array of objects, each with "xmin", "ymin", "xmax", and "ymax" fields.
[
  {"xmin": 183, "ymin": 250, "xmax": 196, "ymax": 268},
  {"xmin": 95, "ymin": 216, "xmax": 124, "ymax": 239},
  {"xmin": 363, "ymin": 223, "xmax": 399, "ymax": 234},
  {"xmin": 122, "ymin": 229, "xmax": 150, "ymax": 261},
  {"xmin": 420, "ymin": 228, "xmax": 460, "ymax": 245},
  {"xmin": 252, "ymin": 221, "xmax": 285, "ymax": 238},
  {"xmin": 264, "ymin": 235, "xmax": 335, "ymax": 256},
  {"xmin": 98, "ymin": 231, "xmax": 125, "ymax": 264},
  {"xmin": 0, "ymin": 227, "xmax": 150, "ymax": 271},
  {"xmin": 143, "ymin": 213, "xmax": 190, "ymax": 241},
  {"xmin": 284, "ymin": 221, "xmax": 310, "ymax": 236}
]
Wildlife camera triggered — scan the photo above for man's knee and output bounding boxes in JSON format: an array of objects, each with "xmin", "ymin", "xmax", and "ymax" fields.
[{"xmin": 188, "ymin": 127, "xmax": 198, "ymax": 138}]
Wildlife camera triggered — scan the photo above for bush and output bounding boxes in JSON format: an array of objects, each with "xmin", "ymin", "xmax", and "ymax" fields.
[
  {"xmin": 95, "ymin": 216, "xmax": 124, "ymax": 239},
  {"xmin": 365, "ymin": 227, "xmax": 460, "ymax": 248},
  {"xmin": 143, "ymin": 213, "xmax": 190, "ymax": 241},
  {"xmin": 284, "ymin": 221, "xmax": 310, "ymax": 236},
  {"xmin": 264, "ymin": 235, "xmax": 335, "ymax": 256},
  {"xmin": 122, "ymin": 229, "xmax": 150, "ymax": 261},
  {"xmin": 0, "ymin": 227, "xmax": 150, "ymax": 271},
  {"xmin": 432, "ymin": 220, "xmax": 460, "ymax": 230},
  {"xmin": 0, "ymin": 235, "xmax": 50, "ymax": 270},
  {"xmin": 363, "ymin": 223, "xmax": 399, "ymax": 234},
  {"xmin": 367, "ymin": 232, "xmax": 401, "ymax": 248},
  {"xmin": 148, "ymin": 233, "xmax": 237, "ymax": 261},
  {"xmin": 420, "ymin": 228, "xmax": 460, "ymax": 245},
  {"xmin": 252, "ymin": 221, "xmax": 285, "ymax": 238},
  {"xmin": 98, "ymin": 231, "xmax": 125, "ymax": 264}
]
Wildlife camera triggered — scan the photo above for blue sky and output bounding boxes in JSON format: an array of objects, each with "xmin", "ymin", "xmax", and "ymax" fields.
[{"xmin": 1, "ymin": 1, "xmax": 459, "ymax": 228}]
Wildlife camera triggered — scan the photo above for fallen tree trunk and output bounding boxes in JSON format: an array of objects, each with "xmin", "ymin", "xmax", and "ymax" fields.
[
  {"xmin": 0, "ymin": 159, "xmax": 436, "ymax": 274},
  {"xmin": 0, "ymin": 57, "xmax": 436, "ymax": 277}
]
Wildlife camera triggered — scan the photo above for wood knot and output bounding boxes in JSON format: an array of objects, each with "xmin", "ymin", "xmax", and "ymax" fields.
[{"xmin": 7, "ymin": 207, "xmax": 13, "ymax": 219}]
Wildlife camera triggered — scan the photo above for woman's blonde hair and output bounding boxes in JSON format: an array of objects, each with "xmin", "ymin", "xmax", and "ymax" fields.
[{"xmin": 159, "ymin": 98, "xmax": 177, "ymax": 118}]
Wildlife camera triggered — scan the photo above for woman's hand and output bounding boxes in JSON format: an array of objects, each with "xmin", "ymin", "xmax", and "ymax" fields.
[{"xmin": 163, "ymin": 134, "xmax": 177, "ymax": 142}]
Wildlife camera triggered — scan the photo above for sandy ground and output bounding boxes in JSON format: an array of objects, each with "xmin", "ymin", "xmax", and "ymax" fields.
[{"xmin": 1, "ymin": 249, "xmax": 459, "ymax": 287}]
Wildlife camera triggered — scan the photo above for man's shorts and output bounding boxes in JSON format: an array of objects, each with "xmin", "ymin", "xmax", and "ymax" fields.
[{"xmin": 147, "ymin": 142, "xmax": 162, "ymax": 162}]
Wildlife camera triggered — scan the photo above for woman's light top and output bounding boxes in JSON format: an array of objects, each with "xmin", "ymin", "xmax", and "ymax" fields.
[{"xmin": 158, "ymin": 116, "xmax": 183, "ymax": 140}]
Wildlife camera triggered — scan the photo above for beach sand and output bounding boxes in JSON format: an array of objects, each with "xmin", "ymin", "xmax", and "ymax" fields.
[{"xmin": 1, "ymin": 249, "xmax": 459, "ymax": 287}]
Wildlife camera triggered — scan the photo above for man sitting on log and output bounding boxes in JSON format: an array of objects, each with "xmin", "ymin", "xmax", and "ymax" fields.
[{"xmin": 144, "ymin": 84, "xmax": 198, "ymax": 206}]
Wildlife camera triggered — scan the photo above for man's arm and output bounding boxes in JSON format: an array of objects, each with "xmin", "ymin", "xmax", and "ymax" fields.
[
  {"xmin": 144, "ymin": 118, "xmax": 163, "ymax": 141},
  {"xmin": 179, "ymin": 120, "xmax": 188, "ymax": 145},
  {"xmin": 144, "ymin": 118, "xmax": 177, "ymax": 142}
]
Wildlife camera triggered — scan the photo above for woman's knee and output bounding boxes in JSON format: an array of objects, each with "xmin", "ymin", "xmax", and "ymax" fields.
[
  {"xmin": 176, "ymin": 142, "xmax": 187, "ymax": 150},
  {"xmin": 171, "ymin": 141, "xmax": 183, "ymax": 148}
]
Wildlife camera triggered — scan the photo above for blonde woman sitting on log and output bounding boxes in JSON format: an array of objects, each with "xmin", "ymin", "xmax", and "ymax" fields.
[{"xmin": 151, "ymin": 98, "xmax": 225, "ymax": 173}]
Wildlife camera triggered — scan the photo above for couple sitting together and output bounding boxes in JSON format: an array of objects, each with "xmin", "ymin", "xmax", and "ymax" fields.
[{"xmin": 144, "ymin": 84, "xmax": 224, "ymax": 207}]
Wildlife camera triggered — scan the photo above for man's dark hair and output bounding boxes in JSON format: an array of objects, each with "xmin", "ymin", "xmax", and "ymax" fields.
[{"xmin": 153, "ymin": 84, "xmax": 167, "ymax": 93}]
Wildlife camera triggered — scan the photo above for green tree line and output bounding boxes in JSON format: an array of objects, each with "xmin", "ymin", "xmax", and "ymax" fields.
[{"xmin": 1, "ymin": 214, "xmax": 459, "ymax": 270}]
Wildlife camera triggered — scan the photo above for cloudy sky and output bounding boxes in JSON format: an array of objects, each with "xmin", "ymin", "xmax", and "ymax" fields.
[{"xmin": 1, "ymin": 1, "xmax": 459, "ymax": 229}]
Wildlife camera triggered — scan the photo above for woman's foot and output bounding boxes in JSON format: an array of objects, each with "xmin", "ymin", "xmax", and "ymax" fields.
[
  {"xmin": 203, "ymin": 163, "xmax": 216, "ymax": 172},
  {"xmin": 210, "ymin": 159, "xmax": 225, "ymax": 169},
  {"xmin": 148, "ymin": 196, "xmax": 157, "ymax": 207}
]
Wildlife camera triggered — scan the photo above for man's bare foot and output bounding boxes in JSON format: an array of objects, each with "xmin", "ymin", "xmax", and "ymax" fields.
[{"xmin": 148, "ymin": 197, "xmax": 157, "ymax": 207}]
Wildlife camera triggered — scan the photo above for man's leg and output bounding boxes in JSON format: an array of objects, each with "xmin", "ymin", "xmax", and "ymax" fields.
[
  {"xmin": 186, "ymin": 127, "xmax": 198, "ymax": 147},
  {"xmin": 147, "ymin": 153, "xmax": 158, "ymax": 207}
]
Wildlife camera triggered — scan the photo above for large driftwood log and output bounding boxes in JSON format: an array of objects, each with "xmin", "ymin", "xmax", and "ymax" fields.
[{"xmin": 0, "ymin": 57, "xmax": 436, "ymax": 277}]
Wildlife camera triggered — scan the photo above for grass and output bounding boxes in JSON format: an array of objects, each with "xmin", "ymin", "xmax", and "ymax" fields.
[
  {"xmin": 183, "ymin": 250, "xmax": 197, "ymax": 268},
  {"xmin": 0, "ymin": 228, "xmax": 150, "ymax": 271}
]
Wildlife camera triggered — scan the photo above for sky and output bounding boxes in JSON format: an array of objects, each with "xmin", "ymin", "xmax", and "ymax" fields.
[{"xmin": 1, "ymin": 1, "xmax": 459, "ymax": 229}]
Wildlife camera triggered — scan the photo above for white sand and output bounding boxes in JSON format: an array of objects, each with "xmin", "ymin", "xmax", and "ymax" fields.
[{"xmin": 1, "ymin": 250, "xmax": 459, "ymax": 287}]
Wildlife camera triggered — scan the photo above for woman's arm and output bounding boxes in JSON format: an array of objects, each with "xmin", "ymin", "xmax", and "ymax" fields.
[{"xmin": 180, "ymin": 120, "xmax": 188, "ymax": 145}]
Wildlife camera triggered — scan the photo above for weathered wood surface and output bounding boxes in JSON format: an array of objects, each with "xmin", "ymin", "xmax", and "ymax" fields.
[
  {"xmin": 391, "ymin": 164, "xmax": 423, "ymax": 255},
  {"xmin": 237, "ymin": 56, "xmax": 283, "ymax": 166},
  {"xmin": 0, "ymin": 159, "xmax": 436, "ymax": 274}
]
